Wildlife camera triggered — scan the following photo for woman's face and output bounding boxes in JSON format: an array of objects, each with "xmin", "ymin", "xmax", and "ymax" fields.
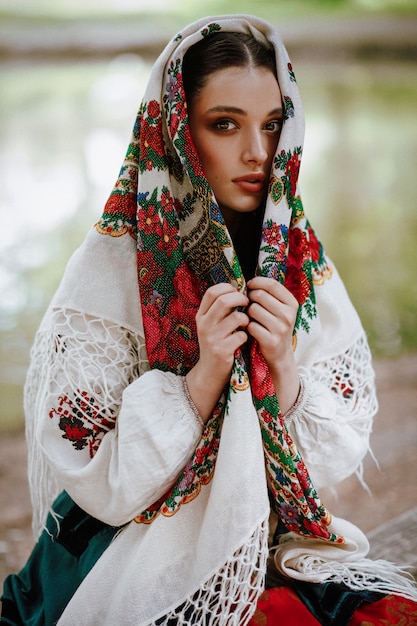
[{"xmin": 188, "ymin": 65, "xmax": 283, "ymax": 227}]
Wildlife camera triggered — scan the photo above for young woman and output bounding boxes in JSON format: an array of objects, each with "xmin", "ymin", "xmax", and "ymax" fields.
[{"xmin": 2, "ymin": 14, "xmax": 417, "ymax": 625}]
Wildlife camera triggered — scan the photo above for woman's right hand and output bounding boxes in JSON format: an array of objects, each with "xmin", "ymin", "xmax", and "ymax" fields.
[{"xmin": 185, "ymin": 283, "xmax": 249, "ymax": 422}]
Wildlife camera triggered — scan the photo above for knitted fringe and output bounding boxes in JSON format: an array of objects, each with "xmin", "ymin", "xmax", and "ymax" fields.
[{"xmin": 279, "ymin": 552, "xmax": 417, "ymax": 602}]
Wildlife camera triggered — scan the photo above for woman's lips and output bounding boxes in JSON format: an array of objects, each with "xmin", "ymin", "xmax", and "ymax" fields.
[{"xmin": 233, "ymin": 174, "xmax": 266, "ymax": 194}]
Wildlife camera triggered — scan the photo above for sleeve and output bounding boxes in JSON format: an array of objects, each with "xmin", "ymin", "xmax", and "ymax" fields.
[
  {"xmin": 285, "ymin": 333, "xmax": 377, "ymax": 490},
  {"xmin": 29, "ymin": 306, "xmax": 204, "ymax": 527}
]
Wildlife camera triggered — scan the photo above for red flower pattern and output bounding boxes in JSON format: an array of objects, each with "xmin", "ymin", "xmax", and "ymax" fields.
[
  {"xmin": 147, "ymin": 99, "xmax": 160, "ymax": 119},
  {"xmin": 138, "ymin": 250, "xmax": 164, "ymax": 297},
  {"xmin": 137, "ymin": 205, "xmax": 163, "ymax": 237},
  {"xmin": 285, "ymin": 227, "xmax": 312, "ymax": 305},
  {"xmin": 49, "ymin": 392, "xmax": 113, "ymax": 457},
  {"xmin": 169, "ymin": 99, "xmax": 187, "ymax": 139},
  {"xmin": 303, "ymin": 519, "xmax": 331, "ymax": 540},
  {"xmin": 285, "ymin": 152, "xmax": 300, "ymax": 197},
  {"xmin": 307, "ymin": 225, "xmax": 321, "ymax": 264},
  {"xmin": 140, "ymin": 107, "xmax": 165, "ymax": 163},
  {"xmin": 157, "ymin": 218, "xmax": 180, "ymax": 257},
  {"xmin": 288, "ymin": 227, "xmax": 309, "ymax": 268},
  {"xmin": 250, "ymin": 349, "xmax": 276, "ymax": 402},
  {"xmin": 142, "ymin": 303, "xmax": 176, "ymax": 369},
  {"xmin": 263, "ymin": 221, "xmax": 287, "ymax": 250},
  {"xmin": 285, "ymin": 265, "xmax": 311, "ymax": 305}
]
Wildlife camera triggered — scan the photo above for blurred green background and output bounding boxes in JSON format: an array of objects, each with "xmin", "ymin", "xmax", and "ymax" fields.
[{"xmin": 1, "ymin": 0, "xmax": 416, "ymax": 431}]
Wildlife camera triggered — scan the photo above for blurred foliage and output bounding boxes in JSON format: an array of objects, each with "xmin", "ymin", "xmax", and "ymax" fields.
[{"xmin": 0, "ymin": 0, "xmax": 416, "ymax": 23}]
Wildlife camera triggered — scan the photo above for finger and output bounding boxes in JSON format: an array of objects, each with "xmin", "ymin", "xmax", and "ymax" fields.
[
  {"xmin": 223, "ymin": 329, "xmax": 248, "ymax": 352},
  {"xmin": 247, "ymin": 277, "xmax": 298, "ymax": 308},
  {"xmin": 247, "ymin": 302, "xmax": 282, "ymax": 331},
  {"xmin": 247, "ymin": 309, "xmax": 294, "ymax": 347},
  {"xmin": 218, "ymin": 310, "xmax": 250, "ymax": 335},
  {"xmin": 200, "ymin": 290, "xmax": 249, "ymax": 323},
  {"xmin": 198, "ymin": 309, "xmax": 249, "ymax": 348},
  {"xmin": 248, "ymin": 291, "xmax": 290, "ymax": 324},
  {"xmin": 199, "ymin": 329, "xmax": 248, "ymax": 369},
  {"xmin": 198, "ymin": 283, "xmax": 238, "ymax": 315},
  {"xmin": 248, "ymin": 289, "xmax": 298, "ymax": 320},
  {"xmin": 247, "ymin": 319, "xmax": 272, "ymax": 345},
  {"xmin": 250, "ymin": 297, "xmax": 297, "ymax": 341},
  {"xmin": 199, "ymin": 283, "xmax": 249, "ymax": 318}
]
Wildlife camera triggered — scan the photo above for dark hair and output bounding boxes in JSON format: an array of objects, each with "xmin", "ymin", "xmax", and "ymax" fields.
[{"xmin": 182, "ymin": 32, "xmax": 277, "ymax": 106}]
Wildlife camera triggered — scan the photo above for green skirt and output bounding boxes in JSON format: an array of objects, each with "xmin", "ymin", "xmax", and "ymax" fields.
[{"xmin": 1, "ymin": 491, "xmax": 123, "ymax": 626}]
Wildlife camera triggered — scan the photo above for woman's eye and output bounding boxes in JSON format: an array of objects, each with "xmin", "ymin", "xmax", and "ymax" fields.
[
  {"xmin": 214, "ymin": 119, "xmax": 236, "ymax": 131},
  {"xmin": 264, "ymin": 120, "xmax": 282, "ymax": 132}
]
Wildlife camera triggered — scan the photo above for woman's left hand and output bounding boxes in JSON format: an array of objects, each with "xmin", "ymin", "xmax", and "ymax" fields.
[
  {"xmin": 247, "ymin": 276, "xmax": 300, "ymax": 413},
  {"xmin": 247, "ymin": 276, "xmax": 298, "ymax": 367}
]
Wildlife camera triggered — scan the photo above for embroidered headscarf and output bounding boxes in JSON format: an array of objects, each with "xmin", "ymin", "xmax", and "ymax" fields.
[{"xmin": 97, "ymin": 14, "xmax": 337, "ymax": 540}]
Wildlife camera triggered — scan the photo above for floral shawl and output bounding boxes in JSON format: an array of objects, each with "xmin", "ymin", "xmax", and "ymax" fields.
[{"xmin": 97, "ymin": 15, "xmax": 337, "ymax": 540}]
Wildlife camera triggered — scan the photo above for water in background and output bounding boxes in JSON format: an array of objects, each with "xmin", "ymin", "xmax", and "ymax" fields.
[{"xmin": 1, "ymin": 54, "xmax": 416, "ymax": 428}]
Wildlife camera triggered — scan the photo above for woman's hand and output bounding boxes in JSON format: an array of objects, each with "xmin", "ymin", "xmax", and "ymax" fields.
[
  {"xmin": 186, "ymin": 283, "xmax": 249, "ymax": 422},
  {"xmin": 247, "ymin": 276, "xmax": 300, "ymax": 413},
  {"xmin": 246, "ymin": 277, "xmax": 297, "ymax": 367}
]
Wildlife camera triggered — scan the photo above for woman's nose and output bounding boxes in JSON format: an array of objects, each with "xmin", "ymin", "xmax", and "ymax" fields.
[{"xmin": 242, "ymin": 129, "xmax": 269, "ymax": 165}]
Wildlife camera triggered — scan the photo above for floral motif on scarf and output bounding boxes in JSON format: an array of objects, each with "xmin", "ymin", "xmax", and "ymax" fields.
[{"xmin": 96, "ymin": 20, "xmax": 339, "ymax": 542}]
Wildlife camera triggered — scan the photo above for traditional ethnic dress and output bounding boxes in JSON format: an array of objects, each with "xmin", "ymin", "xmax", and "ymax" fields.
[{"xmin": 3, "ymin": 13, "xmax": 417, "ymax": 626}]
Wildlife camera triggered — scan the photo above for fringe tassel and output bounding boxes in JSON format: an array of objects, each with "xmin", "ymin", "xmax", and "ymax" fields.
[{"xmin": 295, "ymin": 555, "xmax": 417, "ymax": 602}]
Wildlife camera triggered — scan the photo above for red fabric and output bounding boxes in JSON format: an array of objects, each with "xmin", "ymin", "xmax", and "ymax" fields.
[
  {"xmin": 351, "ymin": 594, "xmax": 417, "ymax": 625},
  {"xmin": 249, "ymin": 587, "xmax": 321, "ymax": 625},
  {"xmin": 249, "ymin": 588, "xmax": 417, "ymax": 625}
]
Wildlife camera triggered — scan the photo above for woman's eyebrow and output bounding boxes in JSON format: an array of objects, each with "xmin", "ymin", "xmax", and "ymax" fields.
[
  {"xmin": 269, "ymin": 107, "xmax": 284, "ymax": 116},
  {"xmin": 205, "ymin": 105, "xmax": 283, "ymax": 116},
  {"xmin": 206, "ymin": 105, "xmax": 247, "ymax": 115}
]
